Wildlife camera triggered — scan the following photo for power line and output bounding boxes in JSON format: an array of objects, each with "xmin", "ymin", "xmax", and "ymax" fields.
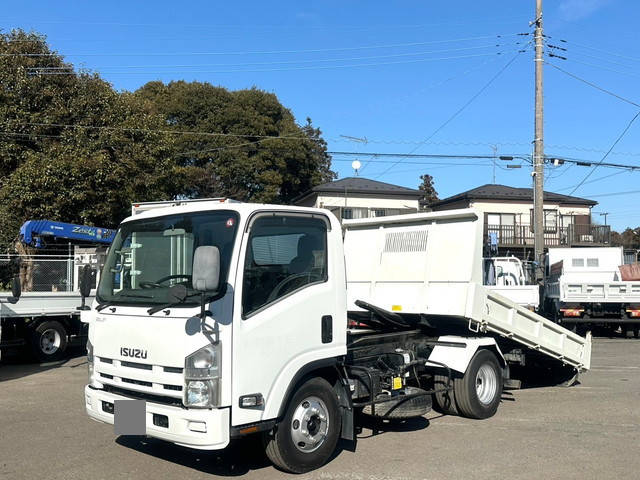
[
  {"xmin": 27, "ymin": 52, "xmax": 508, "ymax": 75},
  {"xmin": 373, "ymin": 45, "xmax": 530, "ymax": 179},
  {"xmin": 569, "ymin": 110, "xmax": 640, "ymax": 195},
  {"xmin": 0, "ymin": 33, "xmax": 525, "ymax": 57},
  {"xmin": 546, "ymin": 62, "xmax": 640, "ymax": 108},
  {"xmin": 28, "ymin": 43, "xmax": 513, "ymax": 71}
]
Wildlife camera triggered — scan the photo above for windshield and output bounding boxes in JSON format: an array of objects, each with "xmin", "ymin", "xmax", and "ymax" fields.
[{"xmin": 97, "ymin": 210, "xmax": 239, "ymax": 306}]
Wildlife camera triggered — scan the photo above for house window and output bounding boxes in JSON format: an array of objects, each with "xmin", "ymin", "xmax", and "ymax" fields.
[
  {"xmin": 560, "ymin": 214, "xmax": 574, "ymax": 229},
  {"xmin": 487, "ymin": 213, "xmax": 516, "ymax": 244},
  {"xmin": 530, "ymin": 209, "xmax": 558, "ymax": 233}
]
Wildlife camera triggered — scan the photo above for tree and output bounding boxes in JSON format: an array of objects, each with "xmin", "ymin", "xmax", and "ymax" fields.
[
  {"xmin": 611, "ymin": 228, "xmax": 640, "ymax": 249},
  {"xmin": 0, "ymin": 30, "xmax": 180, "ymax": 250},
  {"xmin": 418, "ymin": 174, "xmax": 439, "ymax": 209},
  {"xmin": 1, "ymin": 30, "xmax": 334, "ymax": 252},
  {"xmin": 134, "ymin": 81, "xmax": 335, "ymax": 203}
]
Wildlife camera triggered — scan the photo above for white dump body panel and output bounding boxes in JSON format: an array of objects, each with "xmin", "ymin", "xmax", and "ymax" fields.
[
  {"xmin": 343, "ymin": 209, "xmax": 591, "ymax": 370},
  {"xmin": 546, "ymin": 247, "xmax": 640, "ymax": 303}
]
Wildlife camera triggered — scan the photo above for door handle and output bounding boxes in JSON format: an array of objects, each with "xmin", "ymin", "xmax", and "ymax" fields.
[{"xmin": 321, "ymin": 315, "xmax": 333, "ymax": 344}]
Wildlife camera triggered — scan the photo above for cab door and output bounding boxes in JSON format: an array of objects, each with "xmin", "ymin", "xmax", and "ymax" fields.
[{"xmin": 231, "ymin": 211, "xmax": 346, "ymax": 426}]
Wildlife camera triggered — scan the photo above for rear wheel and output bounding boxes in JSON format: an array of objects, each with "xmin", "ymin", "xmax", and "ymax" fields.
[
  {"xmin": 433, "ymin": 374, "xmax": 459, "ymax": 415},
  {"xmin": 454, "ymin": 349, "xmax": 503, "ymax": 419},
  {"xmin": 263, "ymin": 377, "xmax": 341, "ymax": 474},
  {"xmin": 30, "ymin": 320, "xmax": 68, "ymax": 362}
]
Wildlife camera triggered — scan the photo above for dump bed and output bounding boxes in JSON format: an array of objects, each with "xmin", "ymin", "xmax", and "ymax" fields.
[{"xmin": 343, "ymin": 209, "xmax": 591, "ymax": 371}]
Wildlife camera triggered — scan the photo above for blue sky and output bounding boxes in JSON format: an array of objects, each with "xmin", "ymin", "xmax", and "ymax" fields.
[{"xmin": 2, "ymin": 0, "xmax": 639, "ymax": 230}]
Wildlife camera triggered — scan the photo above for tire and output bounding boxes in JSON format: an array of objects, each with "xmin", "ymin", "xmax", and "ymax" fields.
[
  {"xmin": 454, "ymin": 349, "xmax": 503, "ymax": 419},
  {"xmin": 362, "ymin": 386, "xmax": 431, "ymax": 419},
  {"xmin": 634, "ymin": 326, "xmax": 639, "ymax": 339},
  {"xmin": 432, "ymin": 374, "xmax": 459, "ymax": 415},
  {"xmin": 263, "ymin": 377, "xmax": 341, "ymax": 474},
  {"xmin": 30, "ymin": 320, "xmax": 68, "ymax": 362}
]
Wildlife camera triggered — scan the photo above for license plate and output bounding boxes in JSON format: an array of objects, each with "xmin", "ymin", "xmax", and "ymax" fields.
[{"xmin": 114, "ymin": 400, "xmax": 146, "ymax": 435}]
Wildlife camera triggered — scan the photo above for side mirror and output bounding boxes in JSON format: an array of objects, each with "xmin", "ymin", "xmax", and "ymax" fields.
[
  {"xmin": 8, "ymin": 276, "xmax": 21, "ymax": 303},
  {"xmin": 77, "ymin": 265, "xmax": 93, "ymax": 311},
  {"xmin": 192, "ymin": 246, "xmax": 220, "ymax": 292},
  {"xmin": 79, "ymin": 265, "xmax": 93, "ymax": 298}
]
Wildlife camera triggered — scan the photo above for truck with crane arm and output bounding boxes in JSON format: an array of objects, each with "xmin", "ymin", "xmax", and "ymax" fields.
[
  {"xmin": 81, "ymin": 200, "xmax": 590, "ymax": 473},
  {"xmin": 0, "ymin": 220, "xmax": 114, "ymax": 361}
]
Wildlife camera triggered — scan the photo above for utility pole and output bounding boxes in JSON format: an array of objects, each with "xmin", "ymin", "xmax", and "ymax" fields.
[
  {"xmin": 599, "ymin": 212, "xmax": 609, "ymax": 225},
  {"xmin": 533, "ymin": 0, "xmax": 545, "ymax": 279},
  {"xmin": 490, "ymin": 145, "xmax": 497, "ymax": 184}
]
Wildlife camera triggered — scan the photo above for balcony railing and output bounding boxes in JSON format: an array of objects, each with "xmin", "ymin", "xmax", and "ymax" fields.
[{"xmin": 486, "ymin": 223, "xmax": 611, "ymax": 247}]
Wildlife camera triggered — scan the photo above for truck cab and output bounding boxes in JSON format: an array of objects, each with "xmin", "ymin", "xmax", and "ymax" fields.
[{"xmin": 84, "ymin": 202, "xmax": 348, "ymax": 466}]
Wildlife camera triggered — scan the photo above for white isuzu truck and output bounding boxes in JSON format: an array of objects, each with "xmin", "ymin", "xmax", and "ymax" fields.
[{"xmin": 82, "ymin": 200, "xmax": 591, "ymax": 473}]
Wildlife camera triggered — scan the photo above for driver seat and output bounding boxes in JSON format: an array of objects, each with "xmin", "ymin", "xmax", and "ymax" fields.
[{"xmin": 288, "ymin": 235, "xmax": 317, "ymax": 274}]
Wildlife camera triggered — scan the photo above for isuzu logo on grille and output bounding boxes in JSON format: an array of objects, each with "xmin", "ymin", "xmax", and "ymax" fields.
[{"xmin": 120, "ymin": 347, "xmax": 147, "ymax": 359}]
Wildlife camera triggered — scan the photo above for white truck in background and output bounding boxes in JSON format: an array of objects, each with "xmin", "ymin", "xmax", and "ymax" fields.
[
  {"xmin": 82, "ymin": 201, "xmax": 590, "ymax": 473},
  {"xmin": 484, "ymin": 256, "xmax": 540, "ymax": 311},
  {"xmin": 544, "ymin": 246, "xmax": 640, "ymax": 337}
]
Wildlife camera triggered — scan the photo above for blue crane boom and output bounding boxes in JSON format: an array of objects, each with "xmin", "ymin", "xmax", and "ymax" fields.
[{"xmin": 19, "ymin": 220, "xmax": 116, "ymax": 248}]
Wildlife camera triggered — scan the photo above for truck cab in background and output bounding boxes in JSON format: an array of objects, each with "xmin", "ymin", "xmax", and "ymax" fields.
[{"xmin": 483, "ymin": 256, "xmax": 540, "ymax": 311}]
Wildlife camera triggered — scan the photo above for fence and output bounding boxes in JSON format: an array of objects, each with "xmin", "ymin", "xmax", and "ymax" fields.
[
  {"xmin": 486, "ymin": 223, "xmax": 611, "ymax": 248},
  {"xmin": 0, "ymin": 255, "xmax": 74, "ymax": 292}
]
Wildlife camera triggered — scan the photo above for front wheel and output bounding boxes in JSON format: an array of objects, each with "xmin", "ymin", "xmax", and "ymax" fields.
[
  {"xmin": 263, "ymin": 377, "xmax": 341, "ymax": 474},
  {"xmin": 30, "ymin": 320, "xmax": 68, "ymax": 362}
]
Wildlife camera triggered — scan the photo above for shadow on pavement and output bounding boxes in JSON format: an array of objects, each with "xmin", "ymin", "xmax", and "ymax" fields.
[
  {"xmin": 116, "ymin": 434, "xmax": 273, "ymax": 477},
  {"xmin": 356, "ymin": 414, "xmax": 430, "ymax": 439},
  {"xmin": 0, "ymin": 347, "xmax": 86, "ymax": 382}
]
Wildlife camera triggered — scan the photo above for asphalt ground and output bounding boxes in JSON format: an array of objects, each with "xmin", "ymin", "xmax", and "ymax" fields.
[{"xmin": 1, "ymin": 336, "xmax": 639, "ymax": 480}]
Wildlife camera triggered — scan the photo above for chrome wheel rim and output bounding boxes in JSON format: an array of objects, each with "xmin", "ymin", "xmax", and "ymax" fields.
[
  {"xmin": 476, "ymin": 364, "xmax": 498, "ymax": 405},
  {"xmin": 40, "ymin": 328, "xmax": 61, "ymax": 355},
  {"xmin": 291, "ymin": 396, "xmax": 329, "ymax": 453}
]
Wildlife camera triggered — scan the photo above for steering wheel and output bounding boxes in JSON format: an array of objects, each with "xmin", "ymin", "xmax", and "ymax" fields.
[
  {"xmin": 140, "ymin": 274, "xmax": 192, "ymax": 289},
  {"xmin": 266, "ymin": 272, "xmax": 322, "ymax": 303}
]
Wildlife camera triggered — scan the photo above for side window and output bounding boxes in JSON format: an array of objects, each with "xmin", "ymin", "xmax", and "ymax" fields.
[
  {"xmin": 572, "ymin": 258, "xmax": 584, "ymax": 267},
  {"xmin": 242, "ymin": 215, "xmax": 328, "ymax": 317}
]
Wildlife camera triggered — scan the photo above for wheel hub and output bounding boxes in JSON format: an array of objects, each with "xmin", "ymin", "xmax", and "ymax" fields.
[
  {"xmin": 476, "ymin": 364, "xmax": 498, "ymax": 405},
  {"xmin": 291, "ymin": 396, "xmax": 329, "ymax": 453},
  {"xmin": 39, "ymin": 328, "xmax": 61, "ymax": 355}
]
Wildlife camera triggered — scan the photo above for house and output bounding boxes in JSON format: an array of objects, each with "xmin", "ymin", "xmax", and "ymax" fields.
[
  {"xmin": 293, "ymin": 177, "xmax": 421, "ymax": 220},
  {"xmin": 430, "ymin": 184, "xmax": 609, "ymax": 259}
]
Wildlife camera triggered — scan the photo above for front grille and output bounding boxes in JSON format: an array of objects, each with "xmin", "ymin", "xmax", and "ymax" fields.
[
  {"xmin": 121, "ymin": 361, "xmax": 152, "ymax": 370},
  {"xmin": 104, "ymin": 385, "xmax": 184, "ymax": 407},
  {"xmin": 96, "ymin": 357, "xmax": 183, "ymax": 399},
  {"xmin": 122, "ymin": 378, "xmax": 152, "ymax": 387}
]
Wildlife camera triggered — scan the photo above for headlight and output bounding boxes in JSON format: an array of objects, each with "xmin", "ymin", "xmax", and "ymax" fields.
[
  {"xmin": 184, "ymin": 344, "xmax": 220, "ymax": 408},
  {"xmin": 86, "ymin": 338, "xmax": 94, "ymax": 382}
]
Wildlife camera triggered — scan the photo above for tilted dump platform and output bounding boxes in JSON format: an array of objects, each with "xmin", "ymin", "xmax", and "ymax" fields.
[{"xmin": 343, "ymin": 209, "xmax": 591, "ymax": 371}]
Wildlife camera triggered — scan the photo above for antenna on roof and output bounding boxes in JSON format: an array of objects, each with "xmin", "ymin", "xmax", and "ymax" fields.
[{"xmin": 351, "ymin": 160, "xmax": 362, "ymax": 176}]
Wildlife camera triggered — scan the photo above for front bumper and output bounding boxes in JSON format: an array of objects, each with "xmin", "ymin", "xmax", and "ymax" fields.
[{"xmin": 84, "ymin": 385, "xmax": 230, "ymax": 450}]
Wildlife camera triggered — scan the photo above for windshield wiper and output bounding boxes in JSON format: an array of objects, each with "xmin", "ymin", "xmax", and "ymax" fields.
[
  {"xmin": 147, "ymin": 292, "xmax": 200, "ymax": 315},
  {"xmin": 96, "ymin": 293, "xmax": 154, "ymax": 312}
]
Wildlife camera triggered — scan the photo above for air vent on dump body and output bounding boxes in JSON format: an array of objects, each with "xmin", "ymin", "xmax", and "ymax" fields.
[{"xmin": 383, "ymin": 230, "xmax": 429, "ymax": 253}]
